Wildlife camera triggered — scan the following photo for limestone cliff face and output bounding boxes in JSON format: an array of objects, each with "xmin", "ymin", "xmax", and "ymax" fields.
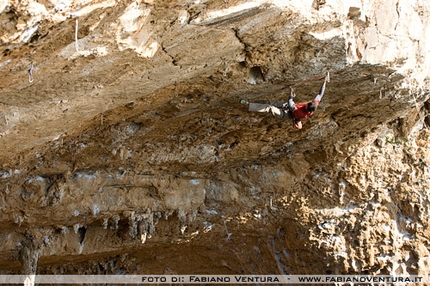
[{"xmin": 0, "ymin": 0, "xmax": 429, "ymax": 277}]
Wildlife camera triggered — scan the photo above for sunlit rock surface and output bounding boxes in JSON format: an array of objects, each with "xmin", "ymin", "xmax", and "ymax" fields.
[{"xmin": 0, "ymin": 0, "xmax": 429, "ymax": 277}]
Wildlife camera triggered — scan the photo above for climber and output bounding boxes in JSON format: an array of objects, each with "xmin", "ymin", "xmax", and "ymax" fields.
[{"xmin": 240, "ymin": 71, "xmax": 330, "ymax": 129}]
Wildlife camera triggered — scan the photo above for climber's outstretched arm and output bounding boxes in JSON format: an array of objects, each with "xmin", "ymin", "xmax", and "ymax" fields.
[
  {"xmin": 288, "ymin": 86, "xmax": 296, "ymax": 113},
  {"xmin": 315, "ymin": 71, "xmax": 330, "ymax": 102}
]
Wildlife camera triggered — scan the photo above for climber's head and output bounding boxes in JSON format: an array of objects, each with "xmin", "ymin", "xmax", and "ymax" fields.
[{"xmin": 307, "ymin": 101, "xmax": 317, "ymax": 112}]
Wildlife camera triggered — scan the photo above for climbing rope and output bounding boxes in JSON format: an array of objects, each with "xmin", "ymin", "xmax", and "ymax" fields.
[
  {"xmin": 221, "ymin": 215, "xmax": 232, "ymax": 242},
  {"xmin": 214, "ymin": 116, "xmax": 223, "ymax": 180}
]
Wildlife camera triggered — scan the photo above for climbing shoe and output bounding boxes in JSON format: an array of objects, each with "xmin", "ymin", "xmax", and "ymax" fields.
[{"xmin": 239, "ymin": 99, "xmax": 249, "ymax": 105}]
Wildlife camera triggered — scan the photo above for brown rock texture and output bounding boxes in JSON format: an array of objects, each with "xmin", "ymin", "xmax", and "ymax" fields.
[{"xmin": 0, "ymin": 0, "xmax": 429, "ymax": 279}]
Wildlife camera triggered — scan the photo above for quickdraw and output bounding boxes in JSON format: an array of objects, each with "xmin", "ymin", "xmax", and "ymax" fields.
[{"xmin": 28, "ymin": 63, "xmax": 34, "ymax": 83}]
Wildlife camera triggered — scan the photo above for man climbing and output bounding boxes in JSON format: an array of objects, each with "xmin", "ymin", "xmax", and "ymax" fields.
[{"xmin": 240, "ymin": 71, "xmax": 330, "ymax": 129}]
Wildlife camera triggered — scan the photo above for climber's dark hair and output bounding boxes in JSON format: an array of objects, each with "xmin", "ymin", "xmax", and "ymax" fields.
[{"xmin": 307, "ymin": 101, "xmax": 317, "ymax": 112}]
